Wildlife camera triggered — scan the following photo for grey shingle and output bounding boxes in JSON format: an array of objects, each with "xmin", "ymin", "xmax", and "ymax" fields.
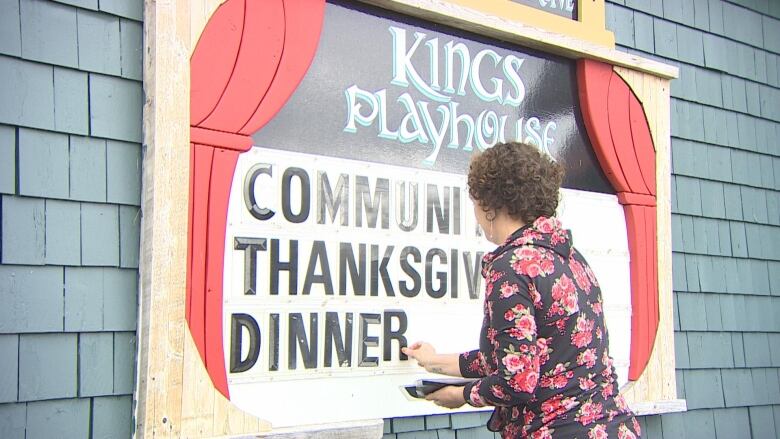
[
  {"xmin": 18, "ymin": 333, "xmax": 77, "ymax": 401},
  {"xmin": 397, "ymin": 431, "xmax": 437, "ymax": 439},
  {"xmin": 742, "ymin": 187, "xmax": 768, "ymax": 224},
  {"xmin": 2, "ymin": 195, "xmax": 45, "ymax": 265},
  {"xmin": 763, "ymin": 15, "xmax": 780, "ymax": 53},
  {"xmin": 106, "ymin": 140, "xmax": 141, "ymax": 205},
  {"xmin": 626, "ymin": 0, "xmax": 663, "ymax": 16},
  {"xmin": 703, "ymin": 33, "xmax": 727, "ymax": 71},
  {"xmin": 79, "ymin": 332, "xmax": 113, "ymax": 396},
  {"xmin": 119, "ymin": 206, "xmax": 140, "ymax": 268},
  {"xmin": 733, "ymin": 332, "xmax": 746, "ymax": 367},
  {"xmin": 92, "ymin": 396, "xmax": 133, "ymax": 439},
  {"xmin": 654, "ymin": 18, "xmax": 678, "ymax": 58},
  {"xmin": 700, "ymin": 181, "xmax": 726, "ymax": 218},
  {"xmin": 696, "ymin": 69, "xmax": 723, "ymax": 107},
  {"xmin": 759, "ymin": 84, "xmax": 780, "ymax": 122},
  {"xmin": 674, "ymin": 331, "xmax": 689, "ymax": 368},
  {"xmin": 449, "ymin": 412, "xmax": 485, "ymax": 430},
  {"xmin": 671, "ymin": 214, "xmax": 683, "ymax": 251},
  {"xmin": 80, "ymin": 203, "xmax": 119, "ymax": 266},
  {"xmin": 722, "ymin": 368, "xmax": 754, "ymax": 406},
  {"xmin": 750, "ymin": 368, "xmax": 771, "ymax": 406},
  {"xmin": 0, "ymin": 265, "xmax": 63, "ymax": 333},
  {"xmin": 17, "ymin": 128, "xmax": 69, "ymax": 199},
  {"xmin": 89, "ymin": 74, "xmax": 142, "ymax": 143},
  {"xmin": 450, "ymin": 426, "xmax": 491, "ymax": 439},
  {"xmin": 425, "ymin": 414, "xmax": 450, "ymax": 430},
  {"xmin": 102, "ymin": 268, "xmax": 137, "ymax": 331},
  {"xmin": 119, "ymin": 19, "xmax": 142, "ymax": 81},
  {"xmin": 745, "ymin": 81, "xmax": 762, "ymax": 116},
  {"xmin": 25, "ymin": 398, "xmax": 89, "ymax": 439},
  {"xmin": 705, "ymin": 144, "xmax": 731, "ymax": 181},
  {"xmin": 19, "ymin": 0, "xmax": 78, "ymax": 68},
  {"xmin": 737, "ymin": 114, "xmax": 757, "ymax": 152},
  {"xmin": 736, "ymin": 259, "xmax": 756, "ymax": 296},
  {"xmin": 719, "ymin": 294, "xmax": 743, "ymax": 330},
  {"xmin": 660, "ymin": 411, "xmax": 686, "ymax": 438},
  {"xmin": 692, "ymin": 0, "xmax": 709, "ymax": 30},
  {"xmin": 384, "ymin": 419, "xmax": 391, "ymax": 434},
  {"xmin": 751, "ymin": 260, "xmax": 771, "ymax": 295},
  {"xmin": 0, "ymin": 403, "xmax": 26, "ymax": 439},
  {"xmin": 606, "ymin": 4, "xmax": 635, "ymax": 47},
  {"xmin": 717, "ymin": 222, "xmax": 732, "ymax": 257},
  {"xmin": 53, "ymin": 67, "xmax": 88, "ymax": 136},
  {"xmin": 98, "ymin": 0, "xmax": 142, "ymax": 21},
  {"xmin": 633, "ymin": 11, "xmax": 655, "ymax": 53},
  {"xmin": 44, "ymin": 199, "xmax": 80, "ymax": 265},
  {"xmin": 672, "ymin": 252, "xmax": 687, "ymax": 291},
  {"xmin": 64, "ymin": 267, "xmax": 103, "ymax": 331},
  {"xmin": 755, "ymin": 50, "xmax": 768, "ymax": 84},
  {"xmin": 393, "ymin": 416, "xmax": 425, "ymax": 433},
  {"xmin": 0, "ymin": 0, "xmax": 21, "ymax": 57},
  {"xmin": 675, "ymin": 176, "xmax": 702, "ymax": 216},
  {"xmin": 0, "ymin": 335, "xmax": 18, "ymax": 403},
  {"xmin": 704, "ymin": 293, "xmax": 722, "ymax": 329},
  {"xmin": 745, "ymin": 223, "xmax": 765, "ymax": 259},
  {"xmin": 713, "ymin": 407, "xmax": 751, "ymax": 438},
  {"xmin": 749, "ymin": 406, "xmax": 777, "ymax": 438},
  {"xmin": 51, "ymin": 0, "xmax": 98, "ymax": 9},
  {"xmin": 767, "ymin": 53, "xmax": 779, "ymax": 87},
  {"xmin": 709, "ymin": 0, "xmax": 726, "ymax": 33},
  {"xmin": 0, "ymin": 125, "xmax": 14, "ymax": 194},
  {"xmin": 685, "ymin": 253, "xmax": 701, "ymax": 292},
  {"xmin": 676, "ymin": 26, "xmax": 704, "ymax": 66},
  {"xmin": 113, "ymin": 332, "xmax": 135, "ymax": 394},
  {"xmin": 0, "ymin": 57, "xmax": 54, "ymax": 130},
  {"xmin": 662, "ymin": 0, "xmax": 684, "ymax": 23},
  {"xmin": 671, "ymin": 138, "xmax": 695, "ymax": 176},
  {"xmin": 682, "ymin": 406, "xmax": 717, "ymax": 438},
  {"xmin": 724, "ymin": 186, "xmax": 744, "ymax": 221},
  {"xmin": 770, "ymin": 261, "xmax": 780, "ymax": 296},
  {"xmin": 77, "ymin": 9, "xmax": 121, "ymax": 75},
  {"xmin": 744, "ymin": 333, "xmax": 772, "ymax": 367},
  {"xmin": 69, "ymin": 135, "xmax": 107, "ymax": 202},
  {"xmin": 687, "ymin": 331, "xmax": 734, "ymax": 368}
]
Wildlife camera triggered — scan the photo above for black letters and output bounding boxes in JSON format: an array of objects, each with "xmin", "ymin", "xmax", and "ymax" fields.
[
  {"xmin": 230, "ymin": 313, "xmax": 261, "ymax": 373},
  {"xmin": 325, "ymin": 312, "xmax": 353, "ymax": 367},
  {"xmin": 270, "ymin": 239, "xmax": 298, "ymax": 295},
  {"xmin": 234, "ymin": 237, "xmax": 266, "ymax": 295},
  {"xmin": 383, "ymin": 310, "xmax": 408, "ymax": 361},
  {"xmin": 288, "ymin": 313, "xmax": 318, "ymax": 370},
  {"xmin": 358, "ymin": 313, "xmax": 381, "ymax": 367},
  {"xmin": 282, "ymin": 167, "xmax": 311, "ymax": 223},
  {"xmin": 303, "ymin": 240, "xmax": 334, "ymax": 295},
  {"xmin": 243, "ymin": 163, "xmax": 275, "ymax": 221}
]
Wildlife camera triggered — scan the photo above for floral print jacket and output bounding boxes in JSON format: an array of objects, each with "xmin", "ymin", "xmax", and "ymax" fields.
[{"xmin": 460, "ymin": 217, "xmax": 641, "ymax": 439}]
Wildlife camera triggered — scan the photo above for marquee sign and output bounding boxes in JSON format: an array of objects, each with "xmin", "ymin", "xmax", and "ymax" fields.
[{"xmin": 137, "ymin": 0, "xmax": 679, "ymax": 436}]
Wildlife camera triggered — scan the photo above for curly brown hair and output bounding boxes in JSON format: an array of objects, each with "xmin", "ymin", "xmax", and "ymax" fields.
[{"xmin": 467, "ymin": 142, "xmax": 564, "ymax": 224}]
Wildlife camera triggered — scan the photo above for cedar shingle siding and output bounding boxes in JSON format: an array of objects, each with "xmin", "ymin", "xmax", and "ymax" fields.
[{"xmin": 0, "ymin": 0, "xmax": 141, "ymax": 437}]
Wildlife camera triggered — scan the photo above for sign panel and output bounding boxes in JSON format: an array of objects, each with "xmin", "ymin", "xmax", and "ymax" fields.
[{"xmin": 221, "ymin": 1, "xmax": 631, "ymax": 427}]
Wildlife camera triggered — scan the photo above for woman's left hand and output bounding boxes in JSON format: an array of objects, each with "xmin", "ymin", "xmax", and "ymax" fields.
[{"xmin": 425, "ymin": 385, "xmax": 466, "ymax": 409}]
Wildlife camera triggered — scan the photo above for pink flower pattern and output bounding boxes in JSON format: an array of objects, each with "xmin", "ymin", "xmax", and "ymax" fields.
[{"xmin": 458, "ymin": 217, "xmax": 639, "ymax": 439}]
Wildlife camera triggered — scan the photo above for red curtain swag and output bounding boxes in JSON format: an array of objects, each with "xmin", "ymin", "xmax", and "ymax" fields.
[
  {"xmin": 577, "ymin": 59, "xmax": 660, "ymax": 381},
  {"xmin": 188, "ymin": 0, "xmax": 326, "ymax": 398}
]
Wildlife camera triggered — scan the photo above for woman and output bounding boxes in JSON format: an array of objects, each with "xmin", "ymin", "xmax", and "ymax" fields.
[{"xmin": 402, "ymin": 142, "xmax": 640, "ymax": 438}]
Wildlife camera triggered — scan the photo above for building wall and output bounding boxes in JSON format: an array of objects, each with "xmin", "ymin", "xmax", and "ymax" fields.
[
  {"xmin": 0, "ymin": 0, "xmax": 777, "ymax": 438},
  {"xmin": 0, "ymin": 0, "xmax": 143, "ymax": 437},
  {"xmin": 380, "ymin": 0, "xmax": 780, "ymax": 438}
]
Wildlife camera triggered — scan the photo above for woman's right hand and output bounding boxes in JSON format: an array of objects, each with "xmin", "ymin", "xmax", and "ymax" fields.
[{"xmin": 402, "ymin": 342, "xmax": 438, "ymax": 372}]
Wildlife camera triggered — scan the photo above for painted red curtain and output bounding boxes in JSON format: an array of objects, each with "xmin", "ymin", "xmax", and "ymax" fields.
[
  {"xmin": 577, "ymin": 59, "xmax": 659, "ymax": 381},
  {"xmin": 188, "ymin": 0, "xmax": 325, "ymax": 398}
]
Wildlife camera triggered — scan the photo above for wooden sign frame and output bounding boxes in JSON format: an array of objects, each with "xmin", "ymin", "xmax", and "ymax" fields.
[{"xmin": 136, "ymin": 0, "xmax": 681, "ymax": 437}]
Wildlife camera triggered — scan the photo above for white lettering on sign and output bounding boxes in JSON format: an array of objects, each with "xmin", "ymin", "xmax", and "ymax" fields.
[{"xmin": 343, "ymin": 27, "xmax": 557, "ymax": 166}]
